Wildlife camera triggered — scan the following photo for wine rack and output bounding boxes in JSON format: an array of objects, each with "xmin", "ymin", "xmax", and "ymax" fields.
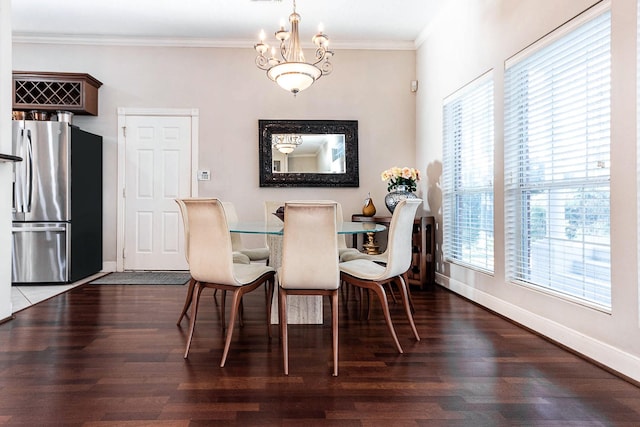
[{"xmin": 13, "ymin": 71, "xmax": 102, "ymax": 116}]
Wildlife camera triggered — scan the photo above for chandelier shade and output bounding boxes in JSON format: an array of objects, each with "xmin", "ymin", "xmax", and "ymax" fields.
[
  {"xmin": 267, "ymin": 62, "xmax": 322, "ymax": 94},
  {"xmin": 272, "ymin": 134, "xmax": 303, "ymax": 154},
  {"xmin": 254, "ymin": 0, "xmax": 334, "ymax": 95}
]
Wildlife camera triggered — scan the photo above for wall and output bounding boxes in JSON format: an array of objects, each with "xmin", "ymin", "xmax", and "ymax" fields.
[
  {"xmin": 416, "ymin": 0, "xmax": 640, "ymax": 382},
  {"xmin": 0, "ymin": 0, "xmax": 12, "ymax": 322},
  {"xmin": 12, "ymin": 44, "xmax": 418, "ymax": 265}
]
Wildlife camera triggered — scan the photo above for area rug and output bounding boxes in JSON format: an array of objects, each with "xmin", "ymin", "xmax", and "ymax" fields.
[{"xmin": 90, "ymin": 271, "xmax": 190, "ymax": 285}]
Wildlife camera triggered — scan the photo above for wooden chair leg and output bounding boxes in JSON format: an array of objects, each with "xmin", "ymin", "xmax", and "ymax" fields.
[
  {"xmin": 279, "ymin": 287, "xmax": 289, "ymax": 375},
  {"xmin": 177, "ymin": 277, "xmax": 196, "ymax": 325},
  {"xmin": 184, "ymin": 281, "xmax": 205, "ymax": 358},
  {"xmin": 219, "ymin": 290, "xmax": 244, "ymax": 329},
  {"xmin": 369, "ymin": 283, "xmax": 403, "ymax": 353},
  {"xmin": 396, "ymin": 276, "xmax": 420, "ymax": 341},
  {"xmin": 331, "ymin": 290, "xmax": 339, "ymax": 377},
  {"xmin": 220, "ymin": 288, "xmax": 243, "ymax": 367},
  {"xmin": 220, "ymin": 290, "xmax": 226, "ymax": 329},
  {"xmin": 266, "ymin": 278, "xmax": 274, "ymax": 339},
  {"xmin": 385, "ymin": 282, "xmax": 398, "ymax": 304},
  {"xmin": 403, "ymin": 272, "xmax": 416, "ymax": 313}
]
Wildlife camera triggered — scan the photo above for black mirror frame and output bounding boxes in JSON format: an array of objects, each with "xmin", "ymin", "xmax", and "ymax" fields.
[{"xmin": 259, "ymin": 119, "xmax": 359, "ymax": 187}]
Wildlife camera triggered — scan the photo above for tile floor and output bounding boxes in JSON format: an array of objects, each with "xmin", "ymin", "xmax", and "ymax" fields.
[{"xmin": 11, "ymin": 272, "xmax": 109, "ymax": 314}]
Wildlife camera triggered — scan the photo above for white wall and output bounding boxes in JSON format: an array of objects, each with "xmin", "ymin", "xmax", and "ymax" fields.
[
  {"xmin": 0, "ymin": 0, "xmax": 13, "ymax": 322},
  {"xmin": 416, "ymin": 0, "xmax": 640, "ymax": 382},
  {"xmin": 12, "ymin": 44, "xmax": 418, "ymax": 265}
]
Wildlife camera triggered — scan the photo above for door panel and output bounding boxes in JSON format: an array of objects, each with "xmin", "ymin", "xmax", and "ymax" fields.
[{"xmin": 124, "ymin": 116, "xmax": 191, "ymax": 270}]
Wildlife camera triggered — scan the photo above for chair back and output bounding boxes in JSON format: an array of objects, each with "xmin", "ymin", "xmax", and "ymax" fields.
[
  {"xmin": 222, "ymin": 201, "xmax": 244, "ymax": 251},
  {"xmin": 336, "ymin": 202, "xmax": 348, "ymax": 250},
  {"xmin": 382, "ymin": 199, "xmax": 422, "ymax": 278},
  {"xmin": 176, "ymin": 198, "xmax": 190, "ymax": 263},
  {"xmin": 264, "ymin": 200, "xmax": 285, "ymax": 249},
  {"xmin": 179, "ymin": 198, "xmax": 237, "ymax": 284},
  {"xmin": 280, "ymin": 201, "xmax": 340, "ymax": 290}
]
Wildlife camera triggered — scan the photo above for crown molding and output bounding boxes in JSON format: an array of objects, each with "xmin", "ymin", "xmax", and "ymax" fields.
[{"xmin": 12, "ymin": 33, "xmax": 418, "ymax": 51}]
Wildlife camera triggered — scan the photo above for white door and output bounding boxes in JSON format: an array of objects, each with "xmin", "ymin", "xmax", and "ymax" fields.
[{"xmin": 123, "ymin": 115, "xmax": 191, "ymax": 270}]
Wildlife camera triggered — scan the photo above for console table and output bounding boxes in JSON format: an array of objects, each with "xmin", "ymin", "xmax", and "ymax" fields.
[{"xmin": 351, "ymin": 214, "xmax": 435, "ymax": 289}]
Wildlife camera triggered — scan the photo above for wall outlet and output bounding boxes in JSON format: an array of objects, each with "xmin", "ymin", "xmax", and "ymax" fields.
[{"xmin": 197, "ymin": 169, "xmax": 210, "ymax": 181}]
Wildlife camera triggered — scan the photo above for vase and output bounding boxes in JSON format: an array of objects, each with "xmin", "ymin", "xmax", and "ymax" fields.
[
  {"xmin": 384, "ymin": 184, "xmax": 418, "ymax": 214},
  {"xmin": 362, "ymin": 192, "xmax": 376, "ymax": 217}
]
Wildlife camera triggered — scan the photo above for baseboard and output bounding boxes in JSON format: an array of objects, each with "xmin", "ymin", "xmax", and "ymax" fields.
[
  {"xmin": 0, "ymin": 314, "xmax": 15, "ymax": 325},
  {"xmin": 102, "ymin": 261, "xmax": 117, "ymax": 272},
  {"xmin": 435, "ymin": 272, "xmax": 640, "ymax": 384}
]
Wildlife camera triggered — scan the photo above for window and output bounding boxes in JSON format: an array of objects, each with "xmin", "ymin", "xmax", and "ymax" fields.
[
  {"xmin": 504, "ymin": 4, "xmax": 611, "ymax": 308},
  {"xmin": 443, "ymin": 72, "xmax": 495, "ymax": 272}
]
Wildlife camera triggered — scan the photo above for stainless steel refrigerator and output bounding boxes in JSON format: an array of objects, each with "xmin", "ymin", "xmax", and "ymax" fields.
[{"xmin": 11, "ymin": 120, "xmax": 102, "ymax": 284}]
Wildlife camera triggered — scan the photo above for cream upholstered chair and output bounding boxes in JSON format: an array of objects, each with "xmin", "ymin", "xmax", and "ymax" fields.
[
  {"xmin": 178, "ymin": 198, "xmax": 276, "ymax": 367},
  {"xmin": 339, "ymin": 216, "xmax": 406, "ymax": 309},
  {"xmin": 339, "ymin": 199, "xmax": 422, "ymax": 353},
  {"xmin": 264, "ymin": 200, "xmax": 285, "ymax": 266},
  {"xmin": 336, "ymin": 202, "xmax": 362, "ymax": 261},
  {"xmin": 175, "ymin": 199, "xmax": 250, "ymax": 325},
  {"xmin": 268, "ymin": 200, "xmax": 353, "ymax": 261},
  {"xmin": 278, "ymin": 201, "xmax": 341, "ymax": 376},
  {"xmin": 223, "ymin": 201, "xmax": 270, "ymax": 263}
]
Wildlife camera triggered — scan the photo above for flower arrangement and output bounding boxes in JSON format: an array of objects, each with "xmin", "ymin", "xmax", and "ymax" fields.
[{"xmin": 381, "ymin": 166, "xmax": 420, "ymax": 192}]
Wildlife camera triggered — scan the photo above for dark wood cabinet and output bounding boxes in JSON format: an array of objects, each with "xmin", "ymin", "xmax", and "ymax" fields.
[
  {"xmin": 351, "ymin": 214, "xmax": 435, "ymax": 289},
  {"xmin": 13, "ymin": 71, "xmax": 102, "ymax": 116}
]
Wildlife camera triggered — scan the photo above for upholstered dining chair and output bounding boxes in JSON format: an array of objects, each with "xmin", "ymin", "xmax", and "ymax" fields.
[
  {"xmin": 178, "ymin": 198, "xmax": 276, "ymax": 367},
  {"xmin": 339, "ymin": 198, "xmax": 422, "ymax": 354},
  {"xmin": 278, "ymin": 201, "xmax": 341, "ymax": 376},
  {"xmin": 336, "ymin": 202, "xmax": 362, "ymax": 261},
  {"xmin": 264, "ymin": 200, "xmax": 285, "ymax": 267},
  {"xmin": 223, "ymin": 201, "xmax": 270, "ymax": 263},
  {"xmin": 339, "ymin": 213, "xmax": 412, "ymax": 311},
  {"xmin": 268, "ymin": 201, "xmax": 360, "ymax": 263},
  {"xmin": 175, "ymin": 199, "xmax": 250, "ymax": 325}
]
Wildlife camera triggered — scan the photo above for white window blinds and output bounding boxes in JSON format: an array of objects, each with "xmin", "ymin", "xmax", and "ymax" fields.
[
  {"xmin": 504, "ymin": 5, "xmax": 611, "ymax": 308},
  {"xmin": 443, "ymin": 72, "xmax": 495, "ymax": 272}
]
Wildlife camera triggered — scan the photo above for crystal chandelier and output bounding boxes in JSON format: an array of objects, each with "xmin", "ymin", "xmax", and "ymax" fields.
[
  {"xmin": 272, "ymin": 134, "xmax": 303, "ymax": 154},
  {"xmin": 254, "ymin": 0, "xmax": 334, "ymax": 95}
]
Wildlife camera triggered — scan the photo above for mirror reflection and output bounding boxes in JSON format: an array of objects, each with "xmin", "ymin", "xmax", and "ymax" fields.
[{"xmin": 272, "ymin": 133, "xmax": 346, "ymax": 173}]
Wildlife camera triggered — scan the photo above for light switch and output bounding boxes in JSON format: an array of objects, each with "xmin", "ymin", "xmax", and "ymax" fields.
[{"xmin": 197, "ymin": 169, "xmax": 210, "ymax": 181}]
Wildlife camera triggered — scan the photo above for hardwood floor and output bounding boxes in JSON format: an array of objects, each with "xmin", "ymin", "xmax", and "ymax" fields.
[{"xmin": 1, "ymin": 283, "xmax": 639, "ymax": 426}]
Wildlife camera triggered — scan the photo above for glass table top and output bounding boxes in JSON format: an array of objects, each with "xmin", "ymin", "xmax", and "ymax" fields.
[{"xmin": 228, "ymin": 221, "xmax": 386, "ymax": 235}]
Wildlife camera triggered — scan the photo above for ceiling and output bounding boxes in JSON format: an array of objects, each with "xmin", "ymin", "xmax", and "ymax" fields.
[{"xmin": 11, "ymin": 0, "xmax": 446, "ymax": 49}]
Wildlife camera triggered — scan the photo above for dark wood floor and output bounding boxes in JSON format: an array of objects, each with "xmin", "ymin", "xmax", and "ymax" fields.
[{"xmin": 1, "ymin": 283, "xmax": 639, "ymax": 426}]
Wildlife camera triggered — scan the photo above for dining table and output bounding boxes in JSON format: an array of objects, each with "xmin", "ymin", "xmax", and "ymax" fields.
[
  {"xmin": 229, "ymin": 220, "xmax": 386, "ymax": 324},
  {"xmin": 229, "ymin": 220, "xmax": 386, "ymax": 237}
]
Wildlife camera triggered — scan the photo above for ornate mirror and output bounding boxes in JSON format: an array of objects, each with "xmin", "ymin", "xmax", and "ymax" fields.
[{"xmin": 259, "ymin": 119, "xmax": 359, "ymax": 187}]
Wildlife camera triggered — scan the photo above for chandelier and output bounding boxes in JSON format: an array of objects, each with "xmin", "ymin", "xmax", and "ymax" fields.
[
  {"xmin": 272, "ymin": 134, "xmax": 303, "ymax": 154},
  {"xmin": 254, "ymin": 0, "xmax": 334, "ymax": 95}
]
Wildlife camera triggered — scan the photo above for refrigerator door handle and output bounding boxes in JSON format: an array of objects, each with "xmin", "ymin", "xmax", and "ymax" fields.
[
  {"xmin": 13, "ymin": 129, "xmax": 25, "ymax": 212},
  {"xmin": 24, "ymin": 129, "xmax": 34, "ymax": 212},
  {"xmin": 12, "ymin": 225, "xmax": 67, "ymax": 233},
  {"xmin": 13, "ymin": 128, "xmax": 34, "ymax": 213}
]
